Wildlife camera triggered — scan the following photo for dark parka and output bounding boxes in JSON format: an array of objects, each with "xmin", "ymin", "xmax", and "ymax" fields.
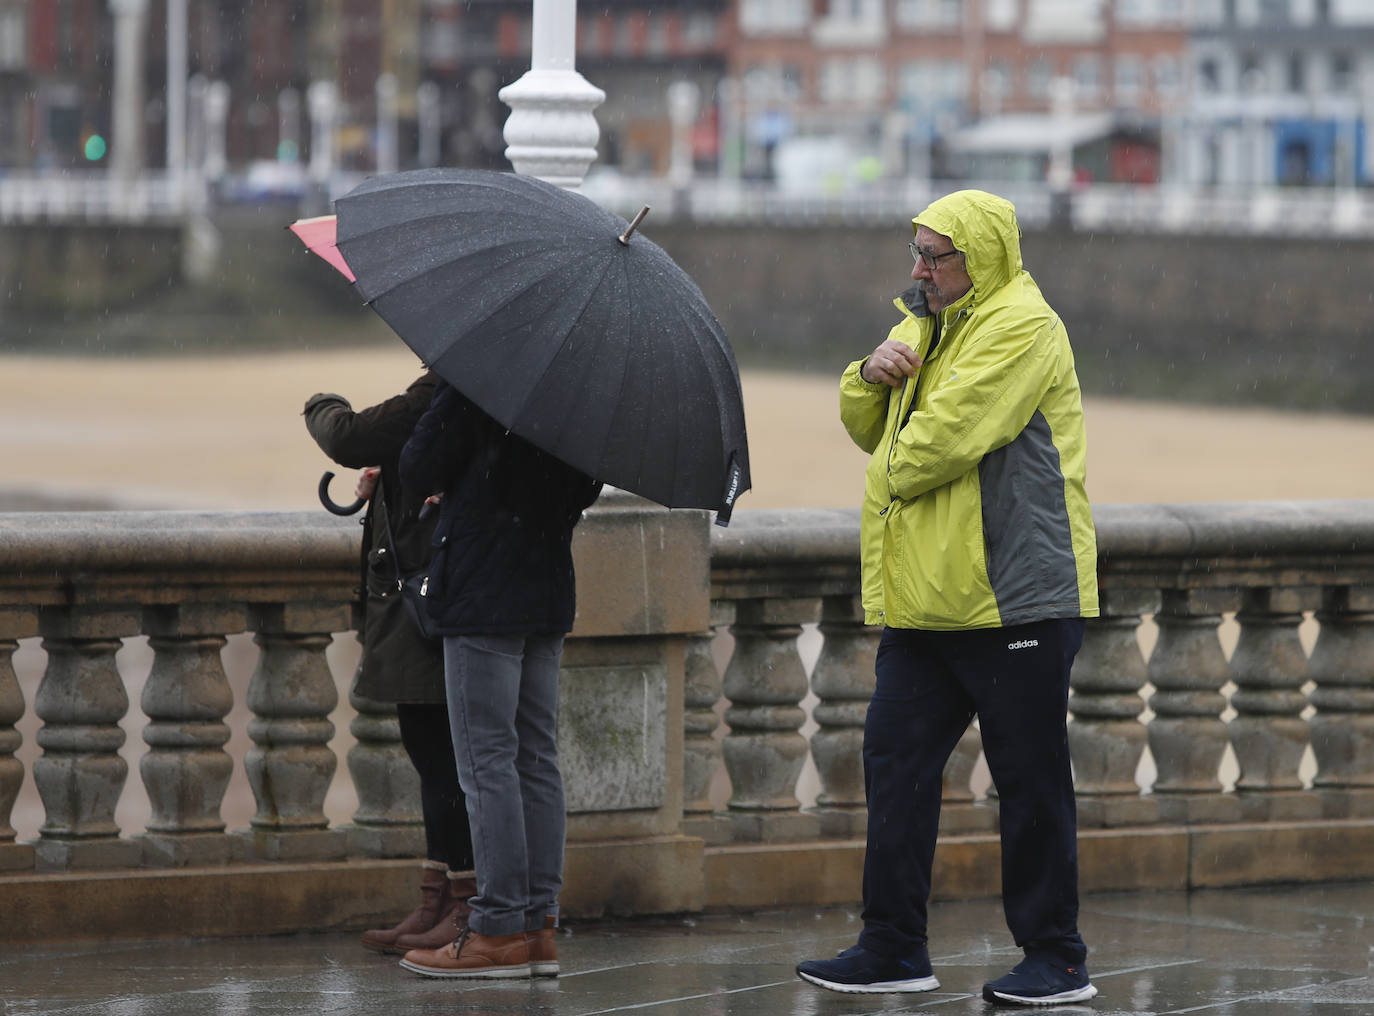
[
  {"xmin": 304, "ymin": 372, "xmax": 445, "ymax": 703},
  {"xmin": 399, "ymin": 382, "xmax": 603, "ymax": 636}
]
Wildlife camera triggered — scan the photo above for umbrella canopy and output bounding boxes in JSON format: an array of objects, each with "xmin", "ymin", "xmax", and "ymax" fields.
[{"xmin": 322, "ymin": 168, "xmax": 750, "ymax": 524}]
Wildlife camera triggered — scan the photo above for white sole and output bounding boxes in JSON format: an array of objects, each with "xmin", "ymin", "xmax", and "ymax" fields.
[
  {"xmin": 988, "ymin": 983, "xmax": 1098, "ymax": 1006},
  {"xmin": 398, "ymin": 959, "xmax": 532, "ymax": 979},
  {"xmin": 797, "ymin": 970, "xmax": 939, "ymax": 994},
  {"xmin": 530, "ymin": 962, "xmax": 559, "ymax": 977}
]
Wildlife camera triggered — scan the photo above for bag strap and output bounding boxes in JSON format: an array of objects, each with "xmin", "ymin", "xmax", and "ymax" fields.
[{"xmin": 374, "ymin": 487, "xmax": 409, "ymax": 593}]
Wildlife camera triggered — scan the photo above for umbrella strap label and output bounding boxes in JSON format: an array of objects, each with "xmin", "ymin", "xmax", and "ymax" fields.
[{"xmin": 716, "ymin": 453, "xmax": 743, "ymax": 528}]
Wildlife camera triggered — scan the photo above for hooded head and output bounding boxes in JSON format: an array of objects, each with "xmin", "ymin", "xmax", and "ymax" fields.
[{"xmin": 912, "ymin": 190, "xmax": 1023, "ymax": 307}]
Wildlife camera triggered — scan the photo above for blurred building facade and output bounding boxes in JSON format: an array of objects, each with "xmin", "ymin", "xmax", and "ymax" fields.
[
  {"xmin": 1181, "ymin": 0, "xmax": 1374, "ymax": 188},
  {"xmin": 1, "ymin": 0, "xmax": 1372, "ymax": 191}
]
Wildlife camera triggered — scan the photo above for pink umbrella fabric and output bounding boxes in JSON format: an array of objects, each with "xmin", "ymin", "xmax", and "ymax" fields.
[{"xmin": 288, "ymin": 214, "xmax": 356, "ymax": 282}]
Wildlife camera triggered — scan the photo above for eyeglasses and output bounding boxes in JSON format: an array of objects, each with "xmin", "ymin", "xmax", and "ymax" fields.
[{"xmin": 910, "ymin": 241, "xmax": 961, "ymax": 270}]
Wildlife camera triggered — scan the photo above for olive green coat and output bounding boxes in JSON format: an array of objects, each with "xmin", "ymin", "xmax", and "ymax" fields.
[{"xmin": 304, "ymin": 373, "xmax": 445, "ymax": 703}]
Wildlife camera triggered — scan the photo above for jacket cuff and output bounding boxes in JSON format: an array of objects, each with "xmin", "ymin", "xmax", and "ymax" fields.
[
  {"xmin": 845, "ymin": 359, "xmax": 888, "ymax": 391},
  {"xmin": 303, "ymin": 392, "xmax": 349, "ymax": 415}
]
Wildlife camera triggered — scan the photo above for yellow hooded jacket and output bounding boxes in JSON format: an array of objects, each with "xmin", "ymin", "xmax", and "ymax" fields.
[{"xmin": 840, "ymin": 190, "xmax": 1099, "ymax": 630}]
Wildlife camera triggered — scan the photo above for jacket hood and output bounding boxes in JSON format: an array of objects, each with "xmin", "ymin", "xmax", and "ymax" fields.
[{"xmin": 912, "ymin": 190, "xmax": 1022, "ymax": 300}]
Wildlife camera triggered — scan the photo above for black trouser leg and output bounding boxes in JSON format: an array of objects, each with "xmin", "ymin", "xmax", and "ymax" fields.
[
  {"xmin": 961, "ymin": 619, "xmax": 1087, "ymax": 965},
  {"xmin": 397, "ymin": 701, "xmax": 474, "ymax": 872},
  {"xmin": 857, "ymin": 627, "xmax": 974, "ymax": 958}
]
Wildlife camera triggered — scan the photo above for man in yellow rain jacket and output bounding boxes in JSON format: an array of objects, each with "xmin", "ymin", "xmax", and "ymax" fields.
[{"xmin": 796, "ymin": 190, "xmax": 1100, "ymax": 1007}]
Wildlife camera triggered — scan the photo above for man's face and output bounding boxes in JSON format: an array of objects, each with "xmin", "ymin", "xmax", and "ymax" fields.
[{"xmin": 911, "ymin": 225, "xmax": 972, "ymax": 314}]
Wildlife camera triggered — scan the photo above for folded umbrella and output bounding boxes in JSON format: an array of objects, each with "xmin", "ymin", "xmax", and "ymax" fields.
[{"xmin": 293, "ymin": 168, "xmax": 750, "ymax": 524}]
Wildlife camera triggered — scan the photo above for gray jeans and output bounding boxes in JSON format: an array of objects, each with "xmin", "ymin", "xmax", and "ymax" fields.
[{"xmin": 443, "ymin": 633, "xmax": 565, "ymax": 937}]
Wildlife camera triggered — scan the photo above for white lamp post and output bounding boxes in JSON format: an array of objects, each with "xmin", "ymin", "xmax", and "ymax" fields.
[
  {"xmin": 109, "ymin": 0, "xmax": 149, "ymax": 202},
  {"xmin": 417, "ymin": 81, "xmax": 442, "ymax": 168},
  {"xmin": 308, "ymin": 80, "xmax": 338, "ymax": 186},
  {"xmin": 166, "ymin": 0, "xmax": 187, "ymax": 205},
  {"xmin": 499, "ymin": 0, "xmax": 605, "ymax": 188},
  {"xmin": 375, "ymin": 73, "xmax": 399, "ymax": 175}
]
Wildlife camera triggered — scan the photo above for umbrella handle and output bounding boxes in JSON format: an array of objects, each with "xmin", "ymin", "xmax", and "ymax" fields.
[{"xmin": 318, "ymin": 471, "xmax": 367, "ymax": 516}]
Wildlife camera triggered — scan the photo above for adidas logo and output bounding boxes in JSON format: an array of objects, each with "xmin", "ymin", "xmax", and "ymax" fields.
[{"xmin": 1007, "ymin": 639, "xmax": 1039, "ymax": 650}]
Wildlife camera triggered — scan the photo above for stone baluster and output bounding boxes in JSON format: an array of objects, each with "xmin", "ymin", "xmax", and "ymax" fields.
[
  {"xmin": 347, "ymin": 686, "xmax": 424, "ymax": 858},
  {"xmin": 942, "ymin": 724, "xmax": 995, "ymax": 832},
  {"xmin": 0, "ymin": 610, "xmax": 34, "ymax": 872},
  {"xmin": 1229, "ymin": 587, "xmax": 1320, "ymax": 821},
  {"xmin": 138, "ymin": 605, "xmax": 242, "ymax": 866},
  {"xmin": 1069, "ymin": 589, "xmax": 1159, "ymax": 827},
  {"xmin": 33, "ymin": 607, "xmax": 143, "ymax": 869},
  {"xmin": 1308, "ymin": 585, "xmax": 1374, "ymax": 819},
  {"xmin": 681, "ymin": 626, "xmax": 728, "ymax": 844},
  {"xmin": 808, "ymin": 594, "xmax": 875, "ymax": 838},
  {"xmin": 242, "ymin": 603, "xmax": 349, "ymax": 861},
  {"xmin": 1146, "ymin": 588, "xmax": 1240, "ymax": 823},
  {"xmin": 721, "ymin": 596, "xmax": 819, "ymax": 842}
]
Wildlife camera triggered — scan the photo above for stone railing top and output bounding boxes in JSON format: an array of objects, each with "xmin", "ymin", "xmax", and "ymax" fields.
[
  {"xmin": 1094, "ymin": 500, "xmax": 1374, "ymax": 559},
  {"xmin": 0, "ymin": 510, "xmax": 356, "ymax": 573},
  {"xmin": 0, "ymin": 491, "xmax": 714, "ymax": 639},
  {"xmin": 710, "ymin": 508, "xmax": 861, "ymax": 568}
]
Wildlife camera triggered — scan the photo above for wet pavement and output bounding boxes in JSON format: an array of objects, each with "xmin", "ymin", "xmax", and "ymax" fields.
[{"xmin": 3, "ymin": 882, "xmax": 1371, "ymax": 1015}]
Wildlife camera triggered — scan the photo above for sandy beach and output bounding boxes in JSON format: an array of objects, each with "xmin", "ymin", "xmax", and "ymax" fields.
[{"xmin": 3, "ymin": 349, "xmax": 1373, "ymax": 511}]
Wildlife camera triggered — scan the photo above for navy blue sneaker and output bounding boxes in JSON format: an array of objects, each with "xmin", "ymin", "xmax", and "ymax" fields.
[
  {"xmin": 982, "ymin": 953, "xmax": 1098, "ymax": 1006},
  {"xmin": 796, "ymin": 943, "xmax": 939, "ymax": 994}
]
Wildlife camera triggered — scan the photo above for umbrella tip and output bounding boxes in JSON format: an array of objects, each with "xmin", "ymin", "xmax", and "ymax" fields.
[{"xmin": 617, "ymin": 206, "xmax": 651, "ymax": 246}]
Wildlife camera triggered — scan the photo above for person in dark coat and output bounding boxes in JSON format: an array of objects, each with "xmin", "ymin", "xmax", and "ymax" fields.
[
  {"xmin": 303, "ymin": 371, "xmax": 477, "ymax": 955},
  {"xmin": 395, "ymin": 381, "xmax": 602, "ymax": 980}
]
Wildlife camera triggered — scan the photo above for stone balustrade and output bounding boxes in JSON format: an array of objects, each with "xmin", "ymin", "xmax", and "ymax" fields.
[{"xmin": 2, "ymin": 498, "xmax": 1373, "ymax": 943}]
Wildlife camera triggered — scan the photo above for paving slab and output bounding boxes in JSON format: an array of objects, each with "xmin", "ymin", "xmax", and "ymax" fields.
[{"xmin": 1, "ymin": 882, "xmax": 1370, "ymax": 1015}]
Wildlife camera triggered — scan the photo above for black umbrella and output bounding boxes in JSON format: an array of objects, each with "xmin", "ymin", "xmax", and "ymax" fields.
[{"xmin": 332, "ymin": 168, "xmax": 750, "ymax": 525}]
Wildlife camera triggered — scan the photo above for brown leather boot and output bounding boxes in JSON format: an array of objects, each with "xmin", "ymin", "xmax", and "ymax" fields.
[
  {"xmin": 399, "ymin": 928, "xmax": 531, "ymax": 979},
  {"xmin": 526, "ymin": 915, "xmax": 559, "ymax": 977},
  {"xmin": 393, "ymin": 874, "xmax": 477, "ymax": 951},
  {"xmin": 361, "ymin": 862, "xmax": 448, "ymax": 955}
]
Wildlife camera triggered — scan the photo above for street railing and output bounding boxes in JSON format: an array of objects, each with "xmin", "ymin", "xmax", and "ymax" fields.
[
  {"xmin": 0, "ymin": 171, "xmax": 194, "ymax": 223},
  {"xmin": 1, "ymin": 499, "xmax": 1371, "ymax": 937},
  {"xmin": 5, "ymin": 170, "xmax": 1373, "ymax": 235},
  {"xmin": 704, "ymin": 501, "xmax": 1374, "ymax": 842}
]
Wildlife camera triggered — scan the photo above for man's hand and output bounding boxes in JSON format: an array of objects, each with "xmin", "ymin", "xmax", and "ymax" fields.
[
  {"xmin": 355, "ymin": 467, "xmax": 380, "ymax": 501},
  {"xmin": 860, "ymin": 340, "xmax": 923, "ymax": 387}
]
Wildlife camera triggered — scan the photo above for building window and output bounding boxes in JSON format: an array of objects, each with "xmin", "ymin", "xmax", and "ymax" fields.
[
  {"xmin": 739, "ymin": 0, "xmax": 810, "ymax": 34},
  {"xmin": 819, "ymin": 55, "xmax": 884, "ymax": 105},
  {"xmin": 743, "ymin": 62, "xmax": 802, "ymax": 104},
  {"xmin": 1285, "ymin": 52, "xmax": 1305, "ymax": 93},
  {"xmin": 682, "ymin": 13, "xmax": 718, "ymax": 48},
  {"xmin": 1194, "ymin": 0, "xmax": 1225, "ymax": 26},
  {"xmin": 1027, "ymin": 57, "xmax": 1054, "ymax": 99},
  {"xmin": 580, "ymin": 15, "xmax": 603, "ymax": 56},
  {"xmin": 1073, "ymin": 55, "xmax": 1102, "ymax": 99},
  {"xmin": 826, "ymin": 0, "xmax": 880, "ymax": 20},
  {"xmin": 1114, "ymin": 54, "xmax": 1143, "ymax": 105},
  {"xmin": 614, "ymin": 15, "xmax": 635, "ymax": 55},
  {"xmin": 985, "ymin": 0, "xmax": 1018, "ymax": 30},
  {"xmin": 1258, "ymin": 0, "xmax": 1288, "ymax": 22},
  {"xmin": 1154, "ymin": 53, "xmax": 1181, "ymax": 97},
  {"xmin": 1331, "ymin": 52, "xmax": 1354, "ymax": 92},
  {"xmin": 895, "ymin": 0, "xmax": 963, "ymax": 28},
  {"xmin": 1116, "ymin": 0, "xmax": 1143, "ymax": 23},
  {"xmin": 646, "ymin": 14, "xmax": 668, "ymax": 56},
  {"xmin": 0, "ymin": 6, "xmax": 24, "ymax": 71},
  {"xmin": 982, "ymin": 60, "xmax": 1011, "ymax": 102},
  {"xmin": 897, "ymin": 58, "xmax": 968, "ymax": 111}
]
